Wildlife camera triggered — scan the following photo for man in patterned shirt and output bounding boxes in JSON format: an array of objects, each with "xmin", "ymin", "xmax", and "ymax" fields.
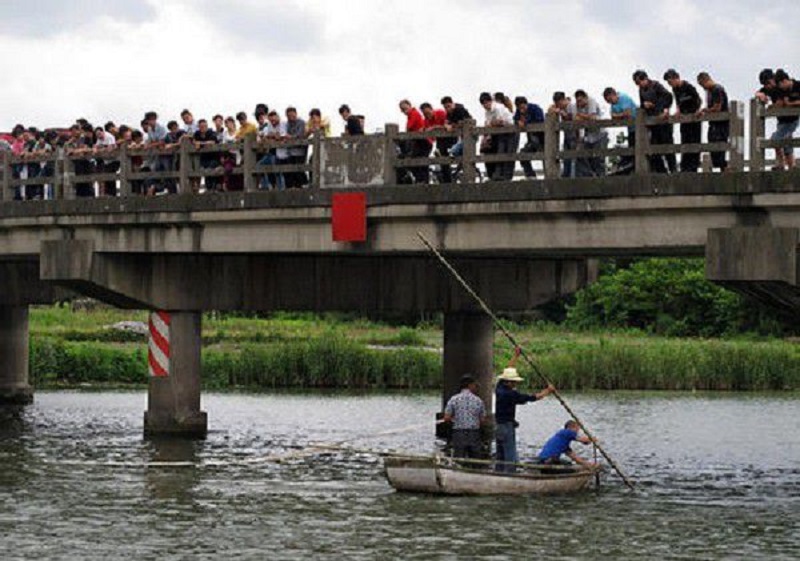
[{"xmin": 443, "ymin": 374, "xmax": 487, "ymax": 460}]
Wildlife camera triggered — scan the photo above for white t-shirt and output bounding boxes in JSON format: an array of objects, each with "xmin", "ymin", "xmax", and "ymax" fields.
[
  {"xmin": 484, "ymin": 102, "xmax": 514, "ymax": 127},
  {"xmin": 95, "ymin": 134, "xmax": 116, "ymax": 148}
]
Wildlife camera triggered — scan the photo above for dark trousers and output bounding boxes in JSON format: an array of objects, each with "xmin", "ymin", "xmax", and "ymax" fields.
[
  {"xmin": 519, "ymin": 134, "xmax": 542, "ymax": 178},
  {"xmin": 74, "ymin": 159, "xmax": 95, "ymax": 198},
  {"xmin": 437, "ymin": 139, "xmax": 455, "ymax": 183},
  {"xmin": 708, "ymin": 123, "xmax": 729, "ymax": 170},
  {"xmin": 410, "ymin": 139, "xmax": 431, "ymax": 183},
  {"xmin": 99, "ymin": 160, "xmax": 119, "ymax": 196},
  {"xmin": 452, "ymin": 429, "xmax": 483, "ymax": 460},
  {"xmin": 619, "ymin": 129, "xmax": 636, "ymax": 170},
  {"xmin": 648, "ymin": 124, "xmax": 677, "ymax": 174},
  {"xmin": 286, "ymin": 153, "xmax": 308, "ymax": 188},
  {"xmin": 489, "ymin": 133, "xmax": 515, "ymax": 181},
  {"xmin": 679, "ymin": 122, "xmax": 702, "ymax": 172},
  {"xmin": 576, "ymin": 134, "xmax": 608, "ymax": 177}
]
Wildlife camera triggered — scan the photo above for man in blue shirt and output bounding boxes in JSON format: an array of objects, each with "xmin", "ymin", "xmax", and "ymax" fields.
[
  {"xmin": 537, "ymin": 420, "xmax": 594, "ymax": 467},
  {"xmin": 603, "ymin": 87, "xmax": 637, "ymax": 173},
  {"xmin": 513, "ymin": 96, "xmax": 545, "ymax": 179},
  {"xmin": 494, "ymin": 366, "xmax": 554, "ymax": 472}
]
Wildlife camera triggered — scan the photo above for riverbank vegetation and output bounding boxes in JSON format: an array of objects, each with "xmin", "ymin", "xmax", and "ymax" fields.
[{"xmin": 29, "ymin": 271, "xmax": 800, "ymax": 392}]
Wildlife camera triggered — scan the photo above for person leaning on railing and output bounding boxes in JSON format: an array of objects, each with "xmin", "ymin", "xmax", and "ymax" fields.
[
  {"xmin": 772, "ymin": 69, "xmax": 800, "ymax": 171},
  {"xmin": 664, "ymin": 69, "xmax": 702, "ymax": 173},
  {"xmin": 603, "ymin": 87, "xmax": 637, "ymax": 174},
  {"xmin": 93, "ymin": 126, "xmax": 118, "ymax": 197},
  {"xmin": 697, "ymin": 72, "xmax": 729, "ymax": 172},
  {"xmin": 513, "ymin": 96, "xmax": 545, "ymax": 179},
  {"xmin": 284, "ymin": 107, "xmax": 308, "ymax": 189},
  {"xmin": 305, "ymin": 108, "xmax": 331, "ymax": 139},
  {"xmin": 479, "ymin": 91, "xmax": 515, "ymax": 182},
  {"xmin": 398, "ymin": 99, "xmax": 431, "ymax": 184},
  {"xmin": 548, "ymin": 91, "xmax": 577, "ymax": 178},
  {"xmin": 193, "ymin": 119, "xmax": 220, "ymax": 193},
  {"xmin": 440, "ymin": 96, "xmax": 472, "ymax": 161},
  {"xmin": 633, "ymin": 69, "xmax": 677, "ymax": 174},
  {"xmin": 66, "ymin": 123, "xmax": 96, "ymax": 198},
  {"xmin": 421, "ymin": 102, "xmax": 451, "ymax": 183},
  {"xmin": 574, "ymin": 89, "xmax": 608, "ymax": 178}
]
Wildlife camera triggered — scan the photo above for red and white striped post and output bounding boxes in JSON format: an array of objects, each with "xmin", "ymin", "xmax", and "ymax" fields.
[{"xmin": 148, "ymin": 311, "xmax": 171, "ymax": 378}]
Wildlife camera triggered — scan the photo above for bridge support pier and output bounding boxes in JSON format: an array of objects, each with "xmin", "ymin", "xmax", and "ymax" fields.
[
  {"xmin": 0, "ymin": 306, "xmax": 32, "ymax": 405},
  {"xmin": 442, "ymin": 312, "xmax": 494, "ymax": 411},
  {"xmin": 144, "ymin": 312, "xmax": 207, "ymax": 438}
]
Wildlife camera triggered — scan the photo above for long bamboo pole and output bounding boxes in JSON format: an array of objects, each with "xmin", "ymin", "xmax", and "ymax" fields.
[{"xmin": 417, "ymin": 231, "xmax": 635, "ymax": 490}]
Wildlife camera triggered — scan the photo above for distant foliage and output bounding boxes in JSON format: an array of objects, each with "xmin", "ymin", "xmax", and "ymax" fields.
[
  {"xmin": 566, "ymin": 259, "xmax": 795, "ymax": 337},
  {"xmin": 538, "ymin": 338, "xmax": 800, "ymax": 391}
]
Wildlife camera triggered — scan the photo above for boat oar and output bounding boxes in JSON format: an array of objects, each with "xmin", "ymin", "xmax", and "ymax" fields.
[{"xmin": 417, "ymin": 231, "xmax": 635, "ymax": 491}]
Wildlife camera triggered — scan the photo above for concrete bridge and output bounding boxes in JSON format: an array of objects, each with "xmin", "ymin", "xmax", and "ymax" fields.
[{"xmin": 1, "ymin": 99, "xmax": 799, "ymax": 437}]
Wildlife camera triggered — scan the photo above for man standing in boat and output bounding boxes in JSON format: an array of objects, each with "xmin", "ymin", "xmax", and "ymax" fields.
[
  {"xmin": 495, "ymin": 357, "xmax": 555, "ymax": 472},
  {"xmin": 536, "ymin": 420, "xmax": 595, "ymax": 467},
  {"xmin": 443, "ymin": 375, "xmax": 487, "ymax": 462}
]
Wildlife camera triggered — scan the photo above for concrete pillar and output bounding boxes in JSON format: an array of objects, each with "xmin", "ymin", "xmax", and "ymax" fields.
[
  {"xmin": 0, "ymin": 306, "xmax": 33, "ymax": 405},
  {"xmin": 144, "ymin": 312, "xmax": 207, "ymax": 438},
  {"xmin": 441, "ymin": 312, "xmax": 494, "ymax": 412}
]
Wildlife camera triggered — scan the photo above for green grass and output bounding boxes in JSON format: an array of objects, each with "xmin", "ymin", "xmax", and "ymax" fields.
[{"xmin": 27, "ymin": 305, "xmax": 800, "ymax": 391}]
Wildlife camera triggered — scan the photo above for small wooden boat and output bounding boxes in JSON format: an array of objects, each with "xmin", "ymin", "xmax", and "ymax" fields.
[{"xmin": 384, "ymin": 454, "xmax": 599, "ymax": 495}]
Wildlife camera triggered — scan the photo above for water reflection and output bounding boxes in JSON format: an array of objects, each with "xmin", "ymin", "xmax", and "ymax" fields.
[{"xmin": 144, "ymin": 438, "xmax": 202, "ymax": 502}]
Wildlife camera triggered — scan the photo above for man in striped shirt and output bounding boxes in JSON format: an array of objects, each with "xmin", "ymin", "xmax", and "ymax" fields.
[{"xmin": 443, "ymin": 374, "xmax": 488, "ymax": 460}]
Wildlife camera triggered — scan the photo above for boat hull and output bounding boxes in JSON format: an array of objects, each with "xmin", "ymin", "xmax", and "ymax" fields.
[{"xmin": 384, "ymin": 455, "xmax": 596, "ymax": 496}]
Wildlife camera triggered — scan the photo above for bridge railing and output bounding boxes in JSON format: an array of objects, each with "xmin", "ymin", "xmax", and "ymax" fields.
[
  {"xmin": 749, "ymin": 98, "xmax": 800, "ymax": 171},
  {"xmin": 0, "ymin": 133, "xmax": 326, "ymax": 200},
  {"xmin": 0, "ymin": 98, "xmax": 795, "ymax": 201},
  {"xmin": 386, "ymin": 100, "xmax": 745, "ymax": 180}
]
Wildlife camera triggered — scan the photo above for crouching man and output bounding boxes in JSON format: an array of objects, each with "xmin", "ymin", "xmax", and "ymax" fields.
[{"xmin": 536, "ymin": 420, "xmax": 596, "ymax": 467}]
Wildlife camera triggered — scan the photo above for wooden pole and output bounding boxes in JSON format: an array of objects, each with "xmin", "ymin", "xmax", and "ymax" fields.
[{"xmin": 417, "ymin": 231, "xmax": 636, "ymax": 490}]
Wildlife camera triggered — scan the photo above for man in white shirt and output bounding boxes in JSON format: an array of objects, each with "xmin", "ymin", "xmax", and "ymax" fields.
[
  {"xmin": 180, "ymin": 109, "xmax": 198, "ymax": 135},
  {"xmin": 574, "ymin": 89, "xmax": 608, "ymax": 177},
  {"xmin": 257, "ymin": 111, "xmax": 288, "ymax": 190},
  {"xmin": 479, "ymin": 92, "xmax": 515, "ymax": 181},
  {"xmin": 94, "ymin": 127, "xmax": 118, "ymax": 196}
]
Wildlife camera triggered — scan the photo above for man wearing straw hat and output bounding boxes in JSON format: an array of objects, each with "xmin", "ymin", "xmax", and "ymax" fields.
[{"xmin": 495, "ymin": 351, "xmax": 555, "ymax": 472}]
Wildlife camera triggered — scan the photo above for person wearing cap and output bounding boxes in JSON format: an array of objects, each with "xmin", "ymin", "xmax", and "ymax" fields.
[
  {"xmin": 494, "ymin": 362, "xmax": 555, "ymax": 472},
  {"xmin": 443, "ymin": 374, "xmax": 488, "ymax": 461}
]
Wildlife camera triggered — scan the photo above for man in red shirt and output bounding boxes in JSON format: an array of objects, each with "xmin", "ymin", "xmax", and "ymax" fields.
[
  {"xmin": 421, "ymin": 102, "xmax": 453, "ymax": 183},
  {"xmin": 399, "ymin": 99, "xmax": 430, "ymax": 184}
]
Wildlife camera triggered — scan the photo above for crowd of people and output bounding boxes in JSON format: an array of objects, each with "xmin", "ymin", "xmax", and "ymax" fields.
[{"xmin": 0, "ymin": 67, "xmax": 798, "ymax": 199}]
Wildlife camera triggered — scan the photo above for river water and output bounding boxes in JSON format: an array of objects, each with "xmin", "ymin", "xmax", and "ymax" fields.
[{"xmin": 0, "ymin": 391, "xmax": 798, "ymax": 560}]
